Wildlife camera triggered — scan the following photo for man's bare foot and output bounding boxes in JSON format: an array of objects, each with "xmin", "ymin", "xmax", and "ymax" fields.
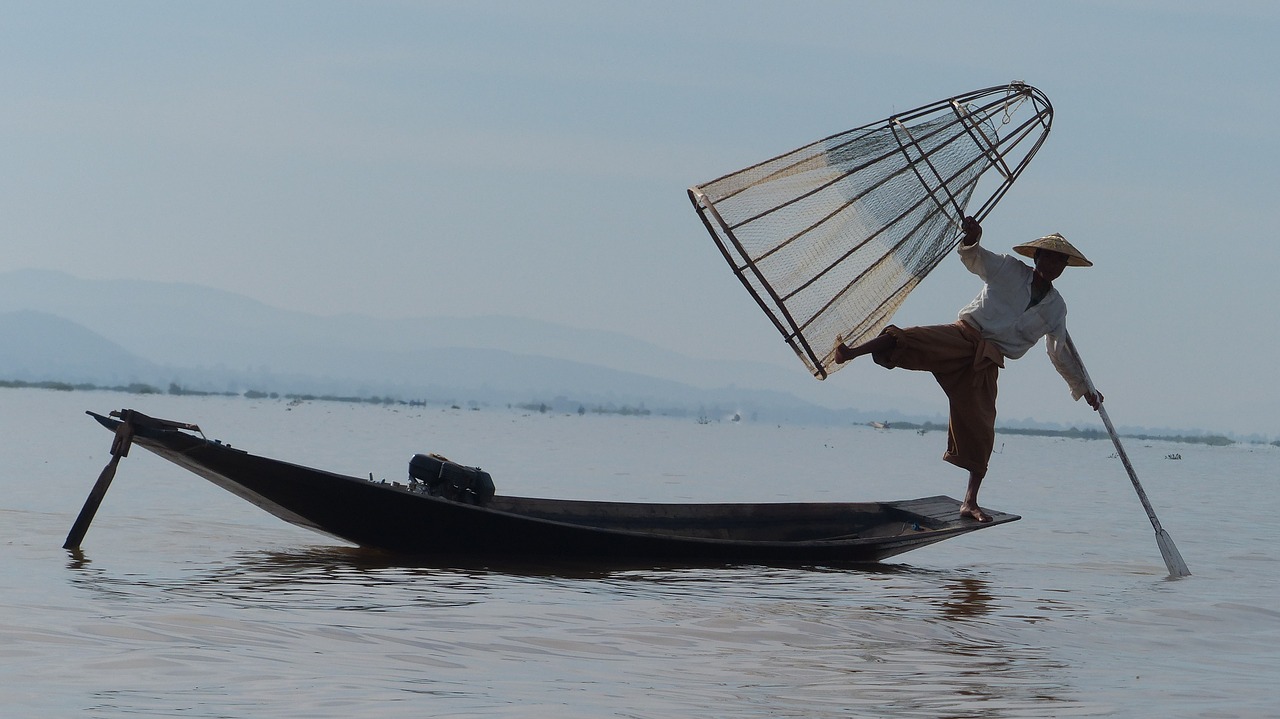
[
  {"xmin": 959, "ymin": 504, "xmax": 992, "ymax": 523},
  {"xmin": 833, "ymin": 343, "xmax": 853, "ymax": 364}
]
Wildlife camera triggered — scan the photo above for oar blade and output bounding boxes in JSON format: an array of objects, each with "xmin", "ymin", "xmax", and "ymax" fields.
[{"xmin": 1157, "ymin": 529, "xmax": 1191, "ymax": 577}]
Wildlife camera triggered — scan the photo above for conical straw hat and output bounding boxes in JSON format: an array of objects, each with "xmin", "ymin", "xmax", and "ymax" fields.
[{"xmin": 1013, "ymin": 233, "xmax": 1093, "ymax": 267}]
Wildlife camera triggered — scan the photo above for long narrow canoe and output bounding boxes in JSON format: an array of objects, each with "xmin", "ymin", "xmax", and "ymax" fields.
[{"xmin": 74, "ymin": 409, "xmax": 1018, "ymax": 564}]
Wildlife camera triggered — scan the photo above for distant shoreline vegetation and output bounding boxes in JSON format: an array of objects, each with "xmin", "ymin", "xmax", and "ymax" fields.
[
  {"xmin": 867, "ymin": 420, "xmax": 1240, "ymax": 447},
  {"xmin": 0, "ymin": 379, "xmax": 676, "ymax": 419},
  {"xmin": 3, "ymin": 378, "xmax": 1271, "ymax": 447}
]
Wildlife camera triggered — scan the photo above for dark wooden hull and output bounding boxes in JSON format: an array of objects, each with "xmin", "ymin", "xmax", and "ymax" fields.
[{"xmin": 87, "ymin": 411, "xmax": 1018, "ymax": 564}]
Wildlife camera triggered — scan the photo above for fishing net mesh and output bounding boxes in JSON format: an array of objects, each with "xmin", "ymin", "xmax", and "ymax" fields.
[{"xmin": 690, "ymin": 83, "xmax": 1052, "ymax": 379}]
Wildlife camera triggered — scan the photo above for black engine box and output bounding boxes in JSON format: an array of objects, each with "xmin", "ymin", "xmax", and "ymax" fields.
[{"xmin": 409, "ymin": 453, "xmax": 495, "ymax": 505}]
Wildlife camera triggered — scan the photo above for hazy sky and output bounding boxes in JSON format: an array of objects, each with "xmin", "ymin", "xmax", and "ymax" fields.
[{"xmin": 5, "ymin": 1, "xmax": 1278, "ymax": 436}]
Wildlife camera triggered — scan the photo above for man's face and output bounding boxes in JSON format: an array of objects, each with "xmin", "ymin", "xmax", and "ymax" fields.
[{"xmin": 1035, "ymin": 250, "xmax": 1070, "ymax": 281}]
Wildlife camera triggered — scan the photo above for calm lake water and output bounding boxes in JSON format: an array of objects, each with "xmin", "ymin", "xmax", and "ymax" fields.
[{"xmin": 2, "ymin": 388, "xmax": 1276, "ymax": 718}]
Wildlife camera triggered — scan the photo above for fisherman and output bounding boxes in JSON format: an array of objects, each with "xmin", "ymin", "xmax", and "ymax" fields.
[{"xmin": 833, "ymin": 216, "xmax": 1103, "ymax": 523}]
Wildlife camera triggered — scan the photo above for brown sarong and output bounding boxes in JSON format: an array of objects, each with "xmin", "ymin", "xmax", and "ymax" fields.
[{"xmin": 874, "ymin": 321, "xmax": 1004, "ymax": 474}]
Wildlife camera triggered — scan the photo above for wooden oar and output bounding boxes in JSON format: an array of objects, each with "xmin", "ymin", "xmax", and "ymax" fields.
[
  {"xmin": 63, "ymin": 417, "xmax": 135, "ymax": 550},
  {"xmin": 1066, "ymin": 333, "xmax": 1191, "ymax": 577}
]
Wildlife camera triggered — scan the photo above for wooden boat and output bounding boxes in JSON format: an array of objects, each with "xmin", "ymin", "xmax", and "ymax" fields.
[{"xmin": 66, "ymin": 409, "xmax": 1019, "ymax": 564}]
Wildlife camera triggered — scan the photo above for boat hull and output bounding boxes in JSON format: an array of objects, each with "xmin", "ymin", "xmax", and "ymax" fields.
[{"xmin": 86, "ymin": 411, "xmax": 1018, "ymax": 564}]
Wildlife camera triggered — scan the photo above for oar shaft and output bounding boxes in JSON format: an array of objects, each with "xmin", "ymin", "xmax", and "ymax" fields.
[
  {"xmin": 63, "ymin": 455, "xmax": 121, "ymax": 550},
  {"xmin": 1065, "ymin": 332, "xmax": 1189, "ymax": 576},
  {"xmin": 63, "ymin": 419, "xmax": 135, "ymax": 550},
  {"xmin": 1096, "ymin": 404, "xmax": 1164, "ymax": 534}
]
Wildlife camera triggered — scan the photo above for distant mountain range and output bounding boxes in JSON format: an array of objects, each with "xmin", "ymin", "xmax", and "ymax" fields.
[
  {"xmin": 0, "ymin": 309, "xmax": 163, "ymax": 386},
  {"xmin": 0, "ymin": 269, "xmax": 936, "ymax": 423}
]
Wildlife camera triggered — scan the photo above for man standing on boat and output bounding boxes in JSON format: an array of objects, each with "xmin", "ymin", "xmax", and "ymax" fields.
[{"xmin": 833, "ymin": 216, "xmax": 1103, "ymax": 523}]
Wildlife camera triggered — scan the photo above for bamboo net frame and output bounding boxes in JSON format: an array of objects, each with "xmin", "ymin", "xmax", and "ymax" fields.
[{"xmin": 689, "ymin": 82, "xmax": 1053, "ymax": 379}]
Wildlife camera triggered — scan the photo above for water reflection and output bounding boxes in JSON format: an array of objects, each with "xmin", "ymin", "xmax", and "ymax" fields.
[
  {"xmin": 64, "ymin": 547, "xmax": 90, "ymax": 571},
  {"xmin": 936, "ymin": 575, "xmax": 996, "ymax": 620},
  {"xmin": 60, "ymin": 545, "xmax": 1104, "ymax": 717}
]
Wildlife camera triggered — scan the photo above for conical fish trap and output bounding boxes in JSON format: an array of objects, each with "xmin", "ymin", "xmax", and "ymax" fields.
[{"xmin": 689, "ymin": 82, "xmax": 1053, "ymax": 378}]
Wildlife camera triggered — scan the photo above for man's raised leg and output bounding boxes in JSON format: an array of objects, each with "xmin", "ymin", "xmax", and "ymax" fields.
[{"xmin": 834, "ymin": 333, "xmax": 896, "ymax": 364}]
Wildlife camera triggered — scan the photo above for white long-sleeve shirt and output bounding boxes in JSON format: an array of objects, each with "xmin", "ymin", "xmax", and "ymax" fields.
[{"xmin": 955, "ymin": 243, "xmax": 1094, "ymax": 401}]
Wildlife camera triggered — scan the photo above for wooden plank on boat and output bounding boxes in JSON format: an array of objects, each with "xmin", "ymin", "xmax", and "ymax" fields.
[{"xmin": 886, "ymin": 495, "xmax": 1020, "ymax": 529}]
